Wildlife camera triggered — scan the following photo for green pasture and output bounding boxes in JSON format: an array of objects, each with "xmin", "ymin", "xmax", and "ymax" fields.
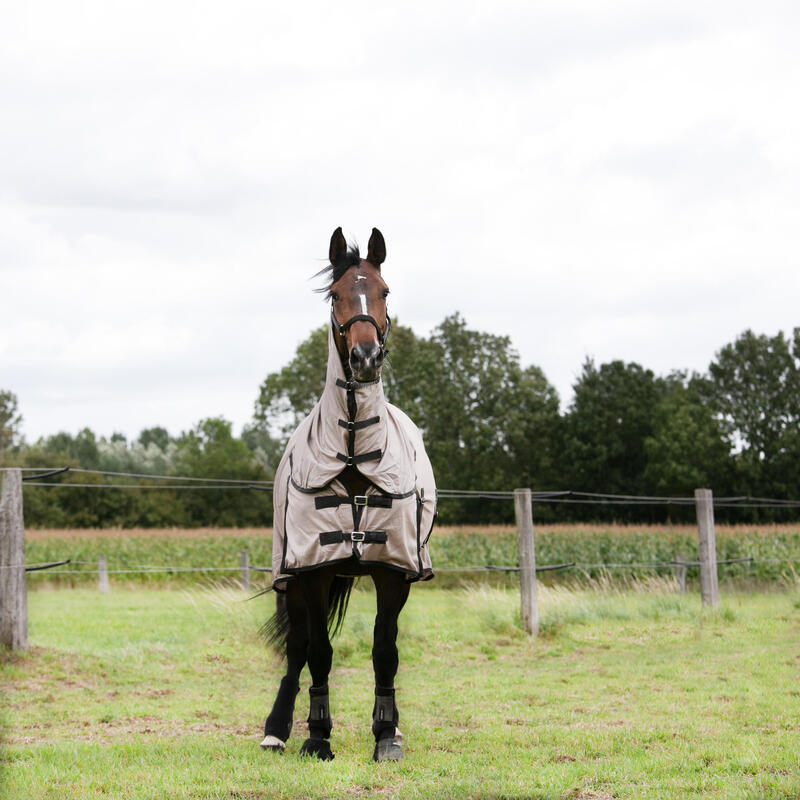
[{"xmin": 2, "ymin": 580, "xmax": 800, "ymax": 799}]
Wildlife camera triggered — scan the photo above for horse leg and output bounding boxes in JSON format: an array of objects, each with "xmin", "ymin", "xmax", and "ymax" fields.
[
  {"xmin": 298, "ymin": 569, "xmax": 336, "ymax": 761},
  {"xmin": 370, "ymin": 568, "xmax": 410, "ymax": 762},
  {"xmin": 262, "ymin": 581, "xmax": 306, "ymax": 751}
]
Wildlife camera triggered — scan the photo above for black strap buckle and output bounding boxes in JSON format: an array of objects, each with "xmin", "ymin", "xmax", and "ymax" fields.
[
  {"xmin": 350, "ymin": 531, "xmax": 366, "ymax": 542},
  {"xmin": 353, "ymin": 495, "xmax": 368, "ymax": 507}
]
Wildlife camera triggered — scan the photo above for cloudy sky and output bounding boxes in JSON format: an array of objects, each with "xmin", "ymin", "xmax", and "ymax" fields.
[{"xmin": 2, "ymin": 1, "xmax": 799, "ymax": 443}]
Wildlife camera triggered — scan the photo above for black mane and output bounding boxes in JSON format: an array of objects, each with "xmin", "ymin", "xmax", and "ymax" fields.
[{"xmin": 314, "ymin": 243, "xmax": 361, "ymax": 299}]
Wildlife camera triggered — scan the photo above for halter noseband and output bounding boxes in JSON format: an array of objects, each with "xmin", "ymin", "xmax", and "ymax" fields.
[{"xmin": 330, "ymin": 306, "xmax": 391, "ymax": 350}]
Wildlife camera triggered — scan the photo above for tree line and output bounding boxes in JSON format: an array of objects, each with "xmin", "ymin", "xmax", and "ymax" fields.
[{"xmin": 2, "ymin": 317, "xmax": 799, "ymax": 526}]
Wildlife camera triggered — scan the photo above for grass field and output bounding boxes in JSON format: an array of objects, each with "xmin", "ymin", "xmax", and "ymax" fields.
[{"xmin": 2, "ymin": 579, "xmax": 800, "ymax": 799}]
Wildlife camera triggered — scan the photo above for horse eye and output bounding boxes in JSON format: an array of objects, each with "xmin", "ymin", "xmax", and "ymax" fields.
[
  {"xmin": 382, "ymin": 290, "xmax": 390, "ymax": 299},
  {"xmin": 331, "ymin": 292, "xmax": 339, "ymax": 302}
]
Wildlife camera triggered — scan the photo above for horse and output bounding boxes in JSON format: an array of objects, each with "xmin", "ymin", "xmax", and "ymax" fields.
[{"xmin": 260, "ymin": 227, "xmax": 437, "ymax": 762}]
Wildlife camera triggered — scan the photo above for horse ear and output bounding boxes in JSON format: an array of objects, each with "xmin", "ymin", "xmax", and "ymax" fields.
[
  {"xmin": 329, "ymin": 227, "xmax": 347, "ymax": 265},
  {"xmin": 366, "ymin": 228, "xmax": 386, "ymax": 267}
]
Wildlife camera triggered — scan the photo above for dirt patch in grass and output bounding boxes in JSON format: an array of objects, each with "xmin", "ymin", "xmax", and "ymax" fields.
[{"xmin": 0, "ymin": 647, "xmax": 100, "ymax": 696}]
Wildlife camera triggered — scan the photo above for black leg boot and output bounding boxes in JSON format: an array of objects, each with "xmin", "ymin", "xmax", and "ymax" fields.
[
  {"xmin": 372, "ymin": 686, "xmax": 402, "ymax": 762},
  {"xmin": 299, "ymin": 685, "xmax": 334, "ymax": 760}
]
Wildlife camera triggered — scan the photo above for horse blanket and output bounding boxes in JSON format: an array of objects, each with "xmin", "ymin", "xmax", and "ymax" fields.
[{"xmin": 271, "ymin": 327, "xmax": 436, "ymax": 590}]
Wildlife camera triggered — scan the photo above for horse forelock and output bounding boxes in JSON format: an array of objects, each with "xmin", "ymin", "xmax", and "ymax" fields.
[{"xmin": 314, "ymin": 244, "xmax": 362, "ymax": 299}]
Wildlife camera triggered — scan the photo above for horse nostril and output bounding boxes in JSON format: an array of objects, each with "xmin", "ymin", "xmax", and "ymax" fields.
[{"xmin": 349, "ymin": 344, "xmax": 366, "ymax": 369}]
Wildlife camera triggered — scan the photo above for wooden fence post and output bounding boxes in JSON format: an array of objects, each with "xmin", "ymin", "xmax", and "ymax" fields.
[
  {"xmin": 98, "ymin": 555, "xmax": 109, "ymax": 594},
  {"xmin": 676, "ymin": 552, "xmax": 686, "ymax": 594},
  {"xmin": 514, "ymin": 488, "xmax": 539, "ymax": 636},
  {"xmin": 695, "ymin": 488, "xmax": 719, "ymax": 607},
  {"xmin": 240, "ymin": 550, "xmax": 250, "ymax": 591},
  {"xmin": 0, "ymin": 469, "xmax": 28, "ymax": 650}
]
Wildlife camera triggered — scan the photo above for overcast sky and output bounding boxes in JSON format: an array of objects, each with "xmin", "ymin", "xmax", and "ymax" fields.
[{"xmin": 2, "ymin": 1, "xmax": 799, "ymax": 443}]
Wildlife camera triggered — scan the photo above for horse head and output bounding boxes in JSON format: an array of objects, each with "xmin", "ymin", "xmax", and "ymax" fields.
[{"xmin": 325, "ymin": 227, "xmax": 390, "ymax": 383}]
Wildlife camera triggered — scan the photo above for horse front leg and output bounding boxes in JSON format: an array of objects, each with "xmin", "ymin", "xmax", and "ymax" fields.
[
  {"xmin": 370, "ymin": 568, "xmax": 410, "ymax": 762},
  {"xmin": 298, "ymin": 569, "xmax": 336, "ymax": 761},
  {"xmin": 262, "ymin": 581, "xmax": 306, "ymax": 751}
]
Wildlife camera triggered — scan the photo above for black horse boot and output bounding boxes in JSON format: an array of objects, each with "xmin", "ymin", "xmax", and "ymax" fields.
[
  {"xmin": 299, "ymin": 685, "xmax": 334, "ymax": 760},
  {"xmin": 372, "ymin": 686, "xmax": 403, "ymax": 762}
]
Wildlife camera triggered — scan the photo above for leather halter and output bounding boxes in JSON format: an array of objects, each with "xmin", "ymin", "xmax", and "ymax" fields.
[{"xmin": 330, "ymin": 306, "xmax": 391, "ymax": 350}]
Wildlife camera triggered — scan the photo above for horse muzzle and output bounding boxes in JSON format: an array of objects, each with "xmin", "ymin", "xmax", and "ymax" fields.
[{"xmin": 349, "ymin": 342, "xmax": 384, "ymax": 382}]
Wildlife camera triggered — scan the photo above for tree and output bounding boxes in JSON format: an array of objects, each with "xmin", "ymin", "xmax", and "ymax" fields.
[
  {"xmin": 560, "ymin": 359, "xmax": 662, "ymax": 502},
  {"xmin": 173, "ymin": 417, "xmax": 271, "ymax": 526},
  {"xmin": 706, "ymin": 328, "xmax": 800, "ymax": 498},
  {"xmin": 0, "ymin": 390, "xmax": 22, "ymax": 463},
  {"xmin": 138, "ymin": 427, "xmax": 171, "ymax": 452},
  {"xmin": 418, "ymin": 314, "xmax": 558, "ymax": 506},
  {"xmin": 643, "ymin": 372, "xmax": 731, "ymax": 500},
  {"xmin": 40, "ymin": 428, "xmax": 101, "ymax": 470},
  {"xmin": 241, "ymin": 422, "xmax": 283, "ymax": 473}
]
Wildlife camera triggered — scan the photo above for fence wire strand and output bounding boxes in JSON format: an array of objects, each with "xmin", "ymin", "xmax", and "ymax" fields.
[
  {"xmin": 11, "ymin": 467, "xmax": 800, "ymax": 508},
  {"xmin": 25, "ymin": 555, "xmax": 800, "ymax": 578}
]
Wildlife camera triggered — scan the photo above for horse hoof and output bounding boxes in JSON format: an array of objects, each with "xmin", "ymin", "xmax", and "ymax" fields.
[
  {"xmin": 260, "ymin": 735, "xmax": 286, "ymax": 752},
  {"xmin": 299, "ymin": 737, "xmax": 335, "ymax": 761},
  {"xmin": 373, "ymin": 737, "xmax": 404, "ymax": 762}
]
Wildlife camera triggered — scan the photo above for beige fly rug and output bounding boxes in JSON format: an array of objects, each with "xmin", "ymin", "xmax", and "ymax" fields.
[{"xmin": 271, "ymin": 327, "xmax": 436, "ymax": 590}]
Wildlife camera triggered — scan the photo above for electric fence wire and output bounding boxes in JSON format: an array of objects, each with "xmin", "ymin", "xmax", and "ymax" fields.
[
  {"xmin": 9, "ymin": 466, "xmax": 800, "ymax": 508},
  {"xmin": 27, "ymin": 555, "xmax": 800, "ymax": 578}
]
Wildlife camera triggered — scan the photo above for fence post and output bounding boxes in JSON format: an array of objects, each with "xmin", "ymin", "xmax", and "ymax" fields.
[
  {"xmin": 0, "ymin": 469, "xmax": 28, "ymax": 650},
  {"xmin": 240, "ymin": 550, "xmax": 250, "ymax": 591},
  {"xmin": 514, "ymin": 488, "xmax": 539, "ymax": 637},
  {"xmin": 98, "ymin": 555, "xmax": 109, "ymax": 594},
  {"xmin": 676, "ymin": 552, "xmax": 686, "ymax": 594},
  {"xmin": 694, "ymin": 488, "xmax": 719, "ymax": 607}
]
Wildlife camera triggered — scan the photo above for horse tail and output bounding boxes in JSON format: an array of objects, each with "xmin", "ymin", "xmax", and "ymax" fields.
[
  {"xmin": 260, "ymin": 591, "xmax": 291, "ymax": 652},
  {"xmin": 260, "ymin": 576, "xmax": 354, "ymax": 653},
  {"xmin": 327, "ymin": 575, "xmax": 354, "ymax": 638}
]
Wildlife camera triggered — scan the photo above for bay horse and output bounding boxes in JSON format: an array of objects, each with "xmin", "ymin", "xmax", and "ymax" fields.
[{"xmin": 261, "ymin": 227, "xmax": 436, "ymax": 762}]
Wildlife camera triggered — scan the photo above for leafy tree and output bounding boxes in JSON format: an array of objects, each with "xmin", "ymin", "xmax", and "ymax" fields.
[
  {"xmin": 643, "ymin": 372, "xmax": 731, "ymax": 501},
  {"xmin": 0, "ymin": 390, "xmax": 22, "ymax": 463},
  {"xmin": 706, "ymin": 328, "xmax": 800, "ymax": 498},
  {"xmin": 241, "ymin": 422, "xmax": 284, "ymax": 474},
  {"xmin": 40, "ymin": 428, "xmax": 101, "ymax": 470},
  {"xmin": 173, "ymin": 417, "xmax": 271, "ymax": 526},
  {"xmin": 559, "ymin": 359, "xmax": 662, "ymax": 516},
  {"xmin": 138, "ymin": 427, "xmax": 171, "ymax": 452},
  {"xmin": 394, "ymin": 314, "xmax": 559, "ymax": 521}
]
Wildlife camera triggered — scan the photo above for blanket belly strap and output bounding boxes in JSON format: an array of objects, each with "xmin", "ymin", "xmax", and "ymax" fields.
[
  {"xmin": 338, "ymin": 416, "xmax": 380, "ymax": 431},
  {"xmin": 319, "ymin": 530, "xmax": 388, "ymax": 546},
  {"xmin": 336, "ymin": 450, "xmax": 382, "ymax": 466},
  {"xmin": 315, "ymin": 494, "xmax": 393, "ymax": 510}
]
